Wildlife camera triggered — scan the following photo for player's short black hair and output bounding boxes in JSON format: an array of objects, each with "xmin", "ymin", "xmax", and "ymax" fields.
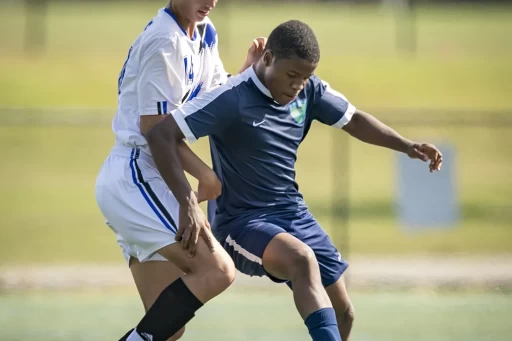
[{"xmin": 265, "ymin": 20, "xmax": 320, "ymax": 64}]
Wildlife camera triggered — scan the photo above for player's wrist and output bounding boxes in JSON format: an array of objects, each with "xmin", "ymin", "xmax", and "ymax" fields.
[
  {"xmin": 401, "ymin": 139, "xmax": 416, "ymax": 154},
  {"xmin": 178, "ymin": 190, "xmax": 199, "ymax": 207}
]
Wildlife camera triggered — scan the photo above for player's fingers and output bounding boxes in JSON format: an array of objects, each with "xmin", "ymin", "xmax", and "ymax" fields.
[
  {"xmin": 435, "ymin": 154, "xmax": 443, "ymax": 171},
  {"xmin": 256, "ymin": 37, "xmax": 267, "ymax": 50},
  {"xmin": 412, "ymin": 148, "xmax": 428, "ymax": 162},
  {"xmin": 175, "ymin": 225, "xmax": 185, "ymax": 242},
  {"xmin": 250, "ymin": 39, "xmax": 259, "ymax": 51},
  {"xmin": 187, "ymin": 229, "xmax": 200, "ymax": 258},
  {"xmin": 436, "ymin": 151, "xmax": 443, "ymax": 169},
  {"xmin": 202, "ymin": 228, "xmax": 216, "ymax": 252},
  {"xmin": 181, "ymin": 227, "xmax": 191, "ymax": 249}
]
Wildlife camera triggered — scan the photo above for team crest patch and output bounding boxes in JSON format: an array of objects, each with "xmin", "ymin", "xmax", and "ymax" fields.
[{"xmin": 289, "ymin": 98, "xmax": 307, "ymax": 124}]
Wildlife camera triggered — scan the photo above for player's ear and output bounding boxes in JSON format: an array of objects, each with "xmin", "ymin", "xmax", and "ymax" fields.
[{"xmin": 263, "ymin": 50, "xmax": 273, "ymax": 67}]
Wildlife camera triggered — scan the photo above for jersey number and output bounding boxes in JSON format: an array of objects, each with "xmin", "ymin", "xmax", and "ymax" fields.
[
  {"xmin": 117, "ymin": 47, "xmax": 132, "ymax": 95},
  {"xmin": 117, "ymin": 21, "xmax": 153, "ymax": 95}
]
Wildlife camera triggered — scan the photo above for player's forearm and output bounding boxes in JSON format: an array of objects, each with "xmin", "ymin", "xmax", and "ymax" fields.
[
  {"xmin": 146, "ymin": 127, "xmax": 196, "ymax": 206},
  {"xmin": 343, "ymin": 110, "xmax": 413, "ymax": 153},
  {"xmin": 178, "ymin": 141, "xmax": 216, "ymax": 182}
]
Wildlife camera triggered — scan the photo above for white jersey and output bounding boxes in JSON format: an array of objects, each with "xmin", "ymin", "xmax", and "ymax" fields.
[{"xmin": 112, "ymin": 8, "xmax": 228, "ymax": 155}]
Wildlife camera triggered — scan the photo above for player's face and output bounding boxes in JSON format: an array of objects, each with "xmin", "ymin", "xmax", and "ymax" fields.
[
  {"xmin": 263, "ymin": 52, "xmax": 317, "ymax": 105},
  {"xmin": 174, "ymin": 0, "xmax": 218, "ymax": 22}
]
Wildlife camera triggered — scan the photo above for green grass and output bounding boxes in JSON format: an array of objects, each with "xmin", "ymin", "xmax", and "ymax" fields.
[
  {"xmin": 0, "ymin": 2, "xmax": 511, "ymax": 263},
  {"xmin": 1, "ymin": 288, "xmax": 511, "ymax": 341}
]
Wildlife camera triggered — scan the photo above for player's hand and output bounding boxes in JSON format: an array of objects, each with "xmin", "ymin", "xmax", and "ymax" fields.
[
  {"xmin": 196, "ymin": 172, "xmax": 222, "ymax": 203},
  {"xmin": 176, "ymin": 197, "xmax": 216, "ymax": 257},
  {"xmin": 241, "ymin": 37, "xmax": 267, "ymax": 72},
  {"xmin": 406, "ymin": 142, "xmax": 443, "ymax": 172}
]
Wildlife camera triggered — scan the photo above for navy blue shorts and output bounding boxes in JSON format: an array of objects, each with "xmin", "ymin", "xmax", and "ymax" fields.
[{"xmin": 213, "ymin": 210, "xmax": 349, "ymax": 288}]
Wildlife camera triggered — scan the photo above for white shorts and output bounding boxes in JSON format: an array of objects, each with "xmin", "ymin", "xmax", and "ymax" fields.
[{"xmin": 95, "ymin": 144, "xmax": 178, "ymax": 264}]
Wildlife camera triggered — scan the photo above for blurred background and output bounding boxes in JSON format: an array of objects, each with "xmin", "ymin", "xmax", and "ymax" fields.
[{"xmin": 0, "ymin": 0, "xmax": 511, "ymax": 340}]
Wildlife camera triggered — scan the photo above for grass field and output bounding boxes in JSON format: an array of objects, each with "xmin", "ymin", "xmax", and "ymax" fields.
[
  {"xmin": 0, "ymin": 3, "xmax": 511, "ymax": 341},
  {"xmin": 0, "ymin": 1, "xmax": 511, "ymax": 264},
  {"xmin": 1, "ymin": 287, "xmax": 511, "ymax": 341}
]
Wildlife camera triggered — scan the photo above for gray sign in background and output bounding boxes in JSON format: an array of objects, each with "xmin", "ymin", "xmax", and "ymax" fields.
[{"xmin": 396, "ymin": 143, "xmax": 459, "ymax": 231}]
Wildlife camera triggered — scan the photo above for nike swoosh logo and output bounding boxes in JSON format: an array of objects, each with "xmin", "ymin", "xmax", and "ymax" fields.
[{"xmin": 253, "ymin": 120, "xmax": 266, "ymax": 127}]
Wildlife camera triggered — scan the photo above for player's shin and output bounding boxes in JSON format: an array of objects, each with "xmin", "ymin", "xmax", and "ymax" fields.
[{"xmin": 119, "ymin": 278, "xmax": 203, "ymax": 341}]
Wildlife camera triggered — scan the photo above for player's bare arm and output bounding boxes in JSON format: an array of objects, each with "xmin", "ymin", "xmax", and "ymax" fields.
[
  {"xmin": 141, "ymin": 115, "xmax": 221, "ymax": 202},
  {"xmin": 342, "ymin": 109, "xmax": 443, "ymax": 172},
  {"xmin": 145, "ymin": 115, "xmax": 215, "ymax": 257}
]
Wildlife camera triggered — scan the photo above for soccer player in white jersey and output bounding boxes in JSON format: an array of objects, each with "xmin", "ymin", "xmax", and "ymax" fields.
[{"xmin": 94, "ymin": 1, "xmax": 265, "ymax": 340}]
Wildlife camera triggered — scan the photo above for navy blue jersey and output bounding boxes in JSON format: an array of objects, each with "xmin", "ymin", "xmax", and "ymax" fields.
[{"xmin": 172, "ymin": 66, "xmax": 356, "ymax": 221}]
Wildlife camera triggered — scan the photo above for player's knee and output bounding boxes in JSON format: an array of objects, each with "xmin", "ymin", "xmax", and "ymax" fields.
[
  {"xmin": 288, "ymin": 244, "xmax": 317, "ymax": 277},
  {"xmin": 338, "ymin": 304, "xmax": 355, "ymax": 327},
  {"xmin": 212, "ymin": 249, "xmax": 236, "ymax": 288},
  {"xmin": 345, "ymin": 304, "xmax": 355, "ymax": 325},
  {"xmin": 200, "ymin": 248, "xmax": 236, "ymax": 293},
  {"xmin": 168, "ymin": 327, "xmax": 185, "ymax": 341}
]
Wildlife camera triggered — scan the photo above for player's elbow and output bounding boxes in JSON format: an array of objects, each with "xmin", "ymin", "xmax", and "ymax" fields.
[
  {"xmin": 145, "ymin": 123, "xmax": 167, "ymax": 148},
  {"xmin": 146, "ymin": 118, "xmax": 179, "ymax": 148}
]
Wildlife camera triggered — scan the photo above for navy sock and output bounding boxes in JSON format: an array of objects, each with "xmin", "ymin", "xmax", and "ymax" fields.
[{"xmin": 304, "ymin": 308, "xmax": 341, "ymax": 341}]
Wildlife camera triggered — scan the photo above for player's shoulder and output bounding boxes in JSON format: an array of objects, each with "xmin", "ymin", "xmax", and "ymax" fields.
[
  {"xmin": 303, "ymin": 74, "xmax": 324, "ymax": 98},
  {"xmin": 198, "ymin": 71, "xmax": 252, "ymax": 105},
  {"xmin": 196, "ymin": 16, "xmax": 219, "ymax": 49},
  {"xmin": 307, "ymin": 74, "xmax": 324, "ymax": 88},
  {"xmin": 139, "ymin": 8, "xmax": 185, "ymax": 50}
]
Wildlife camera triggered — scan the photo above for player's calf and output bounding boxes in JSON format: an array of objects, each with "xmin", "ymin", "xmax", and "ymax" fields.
[
  {"xmin": 262, "ymin": 233, "xmax": 342, "ymax": 341},
  {"xmin": 326, "ymin": 276, "xmax": 355, "ymax": 341},
  {"xmin": 129, "ymin": 259, "xmax": 187, "ymax": 341},
  {"xmin": 120, "ymin": 237, "xmax": 235, "ymax": 341}
]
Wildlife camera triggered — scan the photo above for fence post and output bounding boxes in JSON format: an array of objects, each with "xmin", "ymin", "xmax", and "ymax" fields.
[
  {"xmin": 395, "ymin": 0, "xmax": 417, "ymax": 55},
  {"xmin": 24, "ymin": 0, "xmax": 48, "ymax": 55},
  {"xmin": 332, "ymin": 130, "xmax": 351, "ymax": 286}
]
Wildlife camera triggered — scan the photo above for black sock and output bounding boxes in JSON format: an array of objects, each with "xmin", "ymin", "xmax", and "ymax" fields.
[{"xmin": 120, "ymin": 278, "xmax": 203, "ymax": 341}]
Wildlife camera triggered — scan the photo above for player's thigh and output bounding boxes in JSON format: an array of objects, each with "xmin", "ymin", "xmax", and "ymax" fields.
[
  {"xmin": 262, "ymin": 231, "xmax": 318, "ymax": 281},
  {"xmin": 291, "ymin": 216, "xmax": 349, "ymax": 288},
  {"xmin": 154, "ymin": 238, "xmax": 235, "ymax": 304},
  {"xmin": 96, "ymin": 154, "xmax": 181, "ymax": 262},
  {"xmin": 156, "ymin": 228, "xmax": 231, "ymax": 273},
  {"xmin": 130, "ymin": 258, "xmax": 185, "ymax": 311},
  {"xmin": 216, "ymin": 219, "xmax": 288, "ymax": 282}
]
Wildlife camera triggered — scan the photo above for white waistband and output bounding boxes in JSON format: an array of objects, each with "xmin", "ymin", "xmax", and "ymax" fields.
[{"xmin": 110, "ymin": 144, "xmax": 156, "ymax": 168}]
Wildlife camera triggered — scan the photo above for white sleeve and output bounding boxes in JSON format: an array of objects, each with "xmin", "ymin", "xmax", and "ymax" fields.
[{"xmin": 137, "ymin": 38, "xmax": 184, "ymax": 116}]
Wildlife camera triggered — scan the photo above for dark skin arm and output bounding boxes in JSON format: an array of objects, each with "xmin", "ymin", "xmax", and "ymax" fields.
[
  {"xmin": 145, "ymin": 115, "xmax": 215, "ymax": 257},
  {"xmin": 141, "ymin": 115, "xmax": 221, "ymax": 202},
  {"xmin": 342, "ymin": 110, "xmax": 443, "ymax": 172}
]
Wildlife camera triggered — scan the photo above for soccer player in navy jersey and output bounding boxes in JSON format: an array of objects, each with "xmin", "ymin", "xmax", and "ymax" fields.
[{"xmin": 146, "ymin": 20, "xmax": 443, "ymax": 341}]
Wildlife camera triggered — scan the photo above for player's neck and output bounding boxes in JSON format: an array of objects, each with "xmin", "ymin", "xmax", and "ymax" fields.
[
  {"xmin": 253, "ymin": 62, "xmax": 269, "ymax": 90},
  {"xmin": 167, "ymin": 2, "xmax": 196, "ymax": 39}
]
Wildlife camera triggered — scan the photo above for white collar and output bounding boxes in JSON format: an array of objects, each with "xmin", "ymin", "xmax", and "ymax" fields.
[{"xmin": 246, "ymin": 65, "xmax": 273, "ymax": 99}]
